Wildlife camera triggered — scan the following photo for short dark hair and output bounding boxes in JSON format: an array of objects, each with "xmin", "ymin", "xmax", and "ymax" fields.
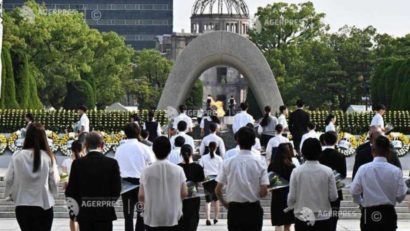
[
  {"xmin": 141, "ymin": 130, "xmax": 149, "ymax": 139},
  {"xmin": 179, "ymin": 105, "xmax": 187, "ymax": 113},
  {"xmin": 302, "ymin": 138, "xmax": 322, "ymax": 160},
  {"xmin": 307, "ymin": 122, "xmax": 316, "ymax": 130},
  {"xmin": 275, "ymin": 124, "xmax": 283, "ymax": 133},
  {"xmin": 85, "ymin": 132, "xmax": 104, "ymax": 150},
  {"xmin": 153, "ymin": 137, "xmax": 171, "ymax": 160},
  {"xmin": 209, "ymin": 122, "xmax": 218, "ymax": 132},
  {"xmin": 130, "ymin": 114, "xmax": 140, "ymax": 122},
  {"xmin": 319, "ymin": 134, "xmax": 326, "ymax": 146},
  {"xmin": 79, "ymin": 105, "xmax": 88, "ymax": 112},
  {"xmin": 174, "ymin": 136, "xmax": 185, "ymax": 147},
  {"xmin": 374, "ymin": 136, "xmax": 390, "ymax": 156},
  {"xmin": 148, "ymin": 111, "xmax": 155, "ymax": 121},
  {"xmin": 236, "ymin": 127, "xmax": 256, "ymax": 150},
  {"xmin": 124, "ymin": 123, "xmax": 140, "ymax": 139},
  {"xmin": 177, "ymin": 121, "xmax": 187, "ymax": 132},
  {"xmin": 240, "ymin": 102, "xmax": 248, "ymax": 111},
  {"xmin": 374, "ymin": 104, "xmax": 386, "ymax": 111},
  {"xmin": 25, "ymin": 113, "xmax": 34, "ymax": 122},
  {"xmin": 323, "ymin": 131, "xmax": 338, "ymax": 146},
  {"xmin": 296, "ymin": 100, "xmax": 304, "ymax": 108},
  {"xmin": 279, "ymin": 105, "xmax": 287, "ymax": 113}
]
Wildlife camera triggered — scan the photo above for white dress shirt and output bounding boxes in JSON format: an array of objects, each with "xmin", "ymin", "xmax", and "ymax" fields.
[
  {"xmin": 277, "ymin": 114, "xmax": 288, "ymax": 130},
  {"xmin": 198, "ymin": 154, "xmax": 223, "ymax": 176},
  {"xmin": 224, "ymin": 146, "xmax": 262, "ymax": 161},
  {"xmin": 325, "ymin": 122, "xmax": 336, "ymax": 132},
  {"xmin": 5, "ymin": 149, "xmax": 60, "ymax": 210},
  {"xmin": 115, "ymin": 139, "xmax": 153, "ymax": 178},
  {"xmin": 350, "ymin": 157, "xmax": 407, "ymax": 207},
  {"xmin": 232, "ymin": 111, "xmax": 255, "ymax": 133},
  {"xmin": 168, "ymin": 147, "xmax": 183, "ymax": 165},
  {"xmin": 370, "ymin": 113, "xmax": 384, "ymax": 129},
  {"xmin": 266, "ymin": 135, "xmax": 290, "ymax": 162},
  {"xmin": 173, "ymin": 113, "xmax": 193, "ymax": 132},
  {"xmin": 140, "ymin": 160, "xmax": 186, "ymax": 227},
  {"xmin": 300, "ymin": 130, "xmax": 320, "ymax": 153},
  {"xmin": 199, "ymin": 133, "xmax": 226, "ymax": 157},
  {"xmin": 170, "ymin": 132, "xmax": 195, "ymax": 150},
  {"xmin": 287, "ymin": 161, "xmax": 338, "ymax": 221},
  {"xmin": 216, "ymin": 150, "xmax": 269, "ymax": 203},
  {"xmin": 80, "ymin": 114, "xmax": 90, "ymax": 132}
]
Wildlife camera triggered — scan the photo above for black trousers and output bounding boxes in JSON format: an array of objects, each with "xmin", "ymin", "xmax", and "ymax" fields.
[
  {"xmin": 181, "ymin": 198, "xmax": 201, "ymax": 231},
  {"xmin": 330, "ymin": 199, "xmax": 341, "ymax": 231},
  {"xmin": 145, "ymin": 220, "xmax": 182, "ymax": 231},
  {"xmin": 228, "ymin": 202, "xmax": 263, "ymax": 231},
  {"xmin": 78, "ymin": 221, "xmax": 113, "ymax": 231},
  {"xmin": 295, "ymin": 218, "xmax": 332, "ymax": 231},
  {"xmin": 261, "ymin": 134, "xmax": 274, "ymax": 148},
  {"xmin": 121, "ymin": 178, "xmax": 144, "ymax": 231},
  {"xmin": 360, "ymin": 205, "xmax": 397, "ymax": 231},
  {"xmin": 16, "ymin": 206, "xmax": 54, "ymax": 231}
]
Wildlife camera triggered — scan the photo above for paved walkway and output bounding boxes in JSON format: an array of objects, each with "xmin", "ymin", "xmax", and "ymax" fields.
[{"xmin": 1, "ymin": 219, "xmax": 410, "ymax": 231}]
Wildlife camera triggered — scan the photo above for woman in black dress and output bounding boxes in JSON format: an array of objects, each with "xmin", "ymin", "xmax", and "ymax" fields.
[
  {"xmin": 268, "ymin": 143, "xmax": 296, "ymax": 231},
  {"xmin": 178, "ymin": 144, "xmax": 205, "ymax": 231}
]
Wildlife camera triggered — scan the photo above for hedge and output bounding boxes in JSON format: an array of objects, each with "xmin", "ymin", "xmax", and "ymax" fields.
[{"xmin": 0, "ymin": 109, "xmax": 409, "ymax": 134}]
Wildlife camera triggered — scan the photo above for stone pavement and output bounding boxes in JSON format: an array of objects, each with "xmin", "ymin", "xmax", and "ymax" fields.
[{"xmin": 1, "ymin": 219, "xmax": 410, "ymax": 231}]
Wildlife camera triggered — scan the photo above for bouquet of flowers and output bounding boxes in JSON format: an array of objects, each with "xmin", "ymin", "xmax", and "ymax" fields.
[
  {"xmin": 334, "ymin": 170, "xmax": 346, "ymax": 190},
  {"xmin": 268, "ymin": 172, "xmax": 289, "ymax": 191}
]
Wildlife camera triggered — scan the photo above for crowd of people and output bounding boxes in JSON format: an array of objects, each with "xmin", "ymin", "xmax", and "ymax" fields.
[{"xmin": 3, "ymin": 101, "xmax": 409, "ymax": 231}]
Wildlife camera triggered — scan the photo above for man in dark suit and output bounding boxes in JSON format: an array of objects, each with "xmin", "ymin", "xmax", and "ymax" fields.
[
  {"xmin": 66, "ymin": 132, "xmax": 121, "ymax": 231},
  {"xmin": 319, "ymin": 132, "xmax": 347, "ymax": 231},
  {"xmin": 289, "ymin": 100, "xmax": 310, "ymax": 153},
  {"xmin": 352, "ymin": 129, "xmax": 402, "ymax": 180}
]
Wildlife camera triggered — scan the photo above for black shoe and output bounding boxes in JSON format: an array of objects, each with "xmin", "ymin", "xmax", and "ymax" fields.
[
  {"xmin": 213, "ymin": 219, "xmax": 218, "ymax": 225},
  {"xmin": 206, "ymin": 220, "xmax": 211, "ymax": 226}
]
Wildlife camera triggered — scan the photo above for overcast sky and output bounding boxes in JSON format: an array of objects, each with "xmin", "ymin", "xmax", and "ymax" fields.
[{"xmin": 174, "ymin": 0, "xmax": 410, "ymax": 37}]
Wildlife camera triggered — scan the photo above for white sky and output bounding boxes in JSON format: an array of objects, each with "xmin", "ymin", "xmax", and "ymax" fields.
[{"xmin": 174, "ymin": 0, "xmax": 410, "ymax": 37}]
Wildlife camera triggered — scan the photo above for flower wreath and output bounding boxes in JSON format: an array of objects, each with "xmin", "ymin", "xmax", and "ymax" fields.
[
  {"xmin": 0, "ymin": 134, "xmax": 8, "ymax": 154},
  {"xmin": 337, "ymin": 132, "xmax": 359, "ymax": 157},
  {"xmin": 388, "ymin": 133, "xmax": 410, "ymax": 157}
]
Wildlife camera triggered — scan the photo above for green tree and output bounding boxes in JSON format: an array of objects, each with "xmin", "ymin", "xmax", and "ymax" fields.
[
  {"xmin": 132, "ymin": 49, "xmax": 173, "ymax": 107},
  {"xmin": 91, "ymin": 32, "xmax": 134, "ymax": 108},
  {"xmin": 185, "ymin": 80, "xmax": 203, "ymax": 109},
  {"xmin": 249, "ymin": 2, "xmax": 328, "ymax": 105},
  {"xmin": 1, "ymin": 48, "xmax": 19, "ymax": 108},
  {"xmin": 14, "ymin": 54, "xmax": 31, "ymax": 108},
  {"xmin": 63, "ymin": 80, "xmax": 95, "ymax": 110}
]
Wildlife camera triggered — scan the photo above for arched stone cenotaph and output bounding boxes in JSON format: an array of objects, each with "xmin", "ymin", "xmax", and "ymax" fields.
[{"xmin": 157, "ymin": 31, "xmax": 283, "ymax": 111}]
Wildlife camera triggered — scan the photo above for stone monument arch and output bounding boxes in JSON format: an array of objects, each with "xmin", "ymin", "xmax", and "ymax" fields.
[{"xmin": 157, "ymin": 31, "xmax": 283, "ymax": 111}]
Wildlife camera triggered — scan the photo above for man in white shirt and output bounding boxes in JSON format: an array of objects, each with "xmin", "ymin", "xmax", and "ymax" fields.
[
  {"xmin": 300, "ymin": 122, "xmax": 319, "ymax": 154},
  {"xmin": 288, "ymin": 138, "xmax": 338, "ymax": 230},
  {"xmin": 173, "ymin": 105, "xmax": 193, "ymax": 133},
  {"xmin": 139, "ymin": 137, "xmax": 188, "ymax": 230},
  {"xmin": 277, "ymin": 105, "xmax": 289, "ymax": 132},
  {"xmin": 168, "ymin": 136, "xmax": 184, "ymax": 165},
  {"xmin": 215, "ymin": 127, "xmax": 269, "ymax": 231},
  {"xmin": 77, "ymin": 106, "xmax": 90, "ymax": 143},
  {"xmin": 115, "ymin": 123, "xmax": 153, "ymax": 231},
  {"xmin": 266, "ymin": 124, "xmax": 290, "ymax": 163},
  {"xmin": 170, "ymin": 121, "xmax": 195, "ymax": 150},
  {"xmin": 200, "ymin": 123, "xmax": 226, "ymax": 157},
  {"xmin": 232, "ymin": 102, "xmax": 255, "ymax": 134},
  {"xmin": 351, "ymin": 136, "xmax": 407, "ymax": 231},
  {"xmin": 370, "ymin": 104, "xmax": 386, "ymax": 132}
]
